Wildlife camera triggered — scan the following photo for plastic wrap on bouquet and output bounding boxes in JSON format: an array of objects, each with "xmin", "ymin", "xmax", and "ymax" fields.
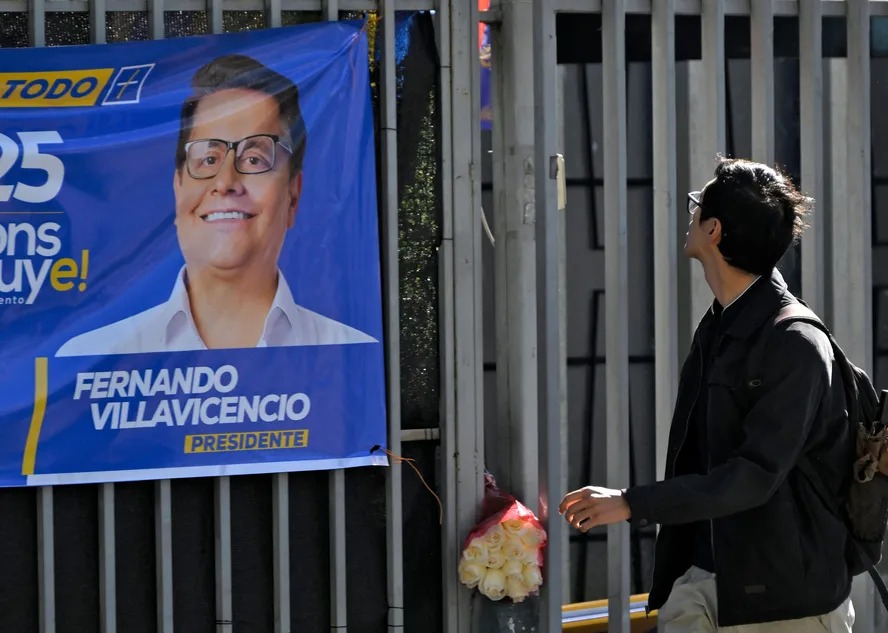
[{"xmin": 458, "ymin": 472, "xmax": 547, "ymax": 603}]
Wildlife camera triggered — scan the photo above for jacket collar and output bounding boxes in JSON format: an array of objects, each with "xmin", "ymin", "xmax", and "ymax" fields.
[{"xmin": 712, "ymin": 268, "xmax": 792, "ymax": 341}]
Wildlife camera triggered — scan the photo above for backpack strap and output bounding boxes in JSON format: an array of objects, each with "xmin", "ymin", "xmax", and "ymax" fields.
[
  {"xmin": 743, "ymin": 302, "xmax": 822, "ymax": 404},
  {"xmin": 745, "ymin": 301, "xmax": 861, "ymax": 425}
]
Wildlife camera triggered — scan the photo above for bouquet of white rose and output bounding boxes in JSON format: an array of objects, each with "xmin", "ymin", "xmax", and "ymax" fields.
[{"xmin": 458, "ymin": 473, "xmax": 547, "ymax": 603}]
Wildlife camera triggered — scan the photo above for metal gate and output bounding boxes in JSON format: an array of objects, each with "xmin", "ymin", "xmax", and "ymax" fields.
[{"xmin": 5, "ymin": 0, "xmax": 888, "ymax": 632}]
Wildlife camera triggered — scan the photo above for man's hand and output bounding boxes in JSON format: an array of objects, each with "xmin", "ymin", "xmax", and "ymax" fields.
[{"xmin": 558, "ymin": 486, "xmax": 631, "ymax": 532}]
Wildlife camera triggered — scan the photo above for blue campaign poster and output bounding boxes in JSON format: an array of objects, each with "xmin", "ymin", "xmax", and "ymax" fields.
[{"xmin": 0, "ymin": 21, "xmax": 388, "ymax": 486}]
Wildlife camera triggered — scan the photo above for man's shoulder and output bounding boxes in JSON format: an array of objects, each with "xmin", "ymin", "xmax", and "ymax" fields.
[
  {"xmin": 55, "ymin": 303, "xmax": 168, "ymax": 357},
  {"xmin": 286, "ymin": 304, "xmax": 378, "ymax": 346},
  {"xmin": 770, "ymin": 305, "xmax": 832, "ymax": 355}
]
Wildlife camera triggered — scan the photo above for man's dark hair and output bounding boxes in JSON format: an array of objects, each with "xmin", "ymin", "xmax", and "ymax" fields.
[
  {"xmin": 700, "ymin": 157, "xmax": 811, "ymax": 276},
  {"xmin": 175, "ymin": 54, "xmax": 307, "ymax": 176}
]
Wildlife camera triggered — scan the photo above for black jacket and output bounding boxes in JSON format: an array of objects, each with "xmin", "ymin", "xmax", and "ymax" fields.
[{"xmin": 624, "ymin": 270, "xmax": 856, "ymax": 626}]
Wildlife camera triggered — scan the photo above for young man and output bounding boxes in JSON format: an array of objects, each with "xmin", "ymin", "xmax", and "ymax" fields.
[{"xmin": 559, "ymin": 158, "xmax": 856, "ymax": 632}]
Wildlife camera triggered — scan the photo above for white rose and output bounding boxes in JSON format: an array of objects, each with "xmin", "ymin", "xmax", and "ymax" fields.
[
  {"xmin": 521, "ymin": 543, "xmax": 541, "ymax": 566},
  {"xmin": 484, "ymin": 524, "xmax": 506, "ymax": 550},
  {"xmin": 502, "ymin": 518, "xmax": 525, "ymax": 534},
  {"xmin": 522, "ymin": 562, "xmax": 543, "ymax": 590},
  {"xmin": 462, "ymin": 541, "xmax": 488, "ymax": 564},
  {"xmin": 506, "ymin": 575, "xmax": 530, "ymax": 602},
  {"xmin": 458, "ymin": 558, "xmax": 485, "ymax": 589},
  {"xmin": 485, "ymin": 548, "xmax": 506, "ymax": 570},
  {"xmin": 479, "ymin": 568, "xmax": 507, "ymax": 601},
  {"xmin": 503, "ymin": 537, "xmax": 525, "ymax": 561},
  {"xmin": 502, "ymin": 558, "xmax": 524, "ymax": 578},
  {"xmin": 517, "ymin": 525, "xmax": 543, "ymax": 549}
]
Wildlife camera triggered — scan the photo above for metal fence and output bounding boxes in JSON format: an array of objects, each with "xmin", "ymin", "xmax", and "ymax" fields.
[{"xmin": 3, "ymin": 0, "xmax": 888, "ymax": 632}]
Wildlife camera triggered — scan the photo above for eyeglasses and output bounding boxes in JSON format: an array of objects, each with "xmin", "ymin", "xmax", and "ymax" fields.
[
  {"xmin": 183, "ymin": 134, "xmax": 293, "ymax": 180},
  {"xmin": 687, "ymin": 191, "xmax": 704, "ymax": 214}
]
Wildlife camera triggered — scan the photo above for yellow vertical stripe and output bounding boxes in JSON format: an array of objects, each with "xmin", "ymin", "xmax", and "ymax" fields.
[{"xmin": 21, "ymin": 357, "xmax": 48, "ymax": 476}]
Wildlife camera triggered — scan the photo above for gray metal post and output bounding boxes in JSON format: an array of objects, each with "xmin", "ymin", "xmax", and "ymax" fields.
[
  {"xmin": 799, "ymin": 0, "xmax": 826, "ymax": 315},
  {"xmin": 273, "ymin": 474, "xmax": 291, "ymax": 633},
  {"xmin": 846, "ymin": 2, "xmax": 875, "ymax": 631},
  {"xmin": 533, "ymin": 0, "xmax": 565, "ymax": 630},
  {"xmin": 442, "ymin": 0, "xmax": 485, "ymax": 624},
  {"xmin": 380, "ymin": 2, "xmax": 405, "ymax": 631},
  {"xmin": 37, "ymin": 487, "xmax": 55, "ymax": 633},
  {"xmin": 491, "ymin": 0, "xmax": 539, "ymax": 508},
  {"xmin": 750, "ymin": 0, "xmax": 775, "ymax": 164},
  {"xmin": 99, "ymin": 483, "xmax": 116, "ymax": 633},
  {"xmin": 602, "ymin": 0, "xmax": 630, "ymax": 631},
  {"xmin": 651, "ymin": 0, "xmax": 679, "ymax": 483}
]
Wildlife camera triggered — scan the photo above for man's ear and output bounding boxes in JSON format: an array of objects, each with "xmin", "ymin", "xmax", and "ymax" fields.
[
  {"xmin": 287, "ymin": 171, "xmax": 303, "ymax": 228},
  {"xmin": 707, "ymin": 218, "xmax": 723, "ymax": 242}
]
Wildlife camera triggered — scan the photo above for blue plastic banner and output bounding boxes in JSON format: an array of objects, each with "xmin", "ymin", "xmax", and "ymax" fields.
[{"xmin": 0, "ymin": 22, "xmax": 388, "ymax": 486}]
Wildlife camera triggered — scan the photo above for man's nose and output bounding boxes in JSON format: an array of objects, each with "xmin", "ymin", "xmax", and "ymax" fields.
[{"xmin": 213, "ymin": 151, "xmax": 244, "ymax": 192}]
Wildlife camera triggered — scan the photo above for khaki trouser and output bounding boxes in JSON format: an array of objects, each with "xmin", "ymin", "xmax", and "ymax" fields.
[{"xmin": 657, "ymin": 566, "xmax": 855, "ymax": 633}]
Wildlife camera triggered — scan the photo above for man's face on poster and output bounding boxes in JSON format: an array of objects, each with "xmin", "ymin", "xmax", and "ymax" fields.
[{"xmin": 173, "ymin": 88, "xmax": 303, "ymax": 278}]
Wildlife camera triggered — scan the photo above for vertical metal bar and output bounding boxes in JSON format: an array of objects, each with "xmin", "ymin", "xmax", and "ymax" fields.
[
  {"xmin": 323, "ymin": 0, "xmax": 338, "ymax": 21},
  {"xmin": 82, "ymin": 0, "xmax": 115, "ymax": 573},
  {"xmin": 209, "ymin": 0, "xmax": 230, "ymax": 611},
  {"xmin": 265, "ymin": 0, "xmax": 282, "ymax": 28},
  {"xmin": 688, "ymin": 0, "xmax": 726, "ymax": 337},
  {"xmin": 533, "ymin": 0, "xmax": 564, "ymax": 630},
  {"xmin": 209, "ymin": 0, "xmax": 223, "ymax": 34},
  {"xmin": 443, "ymin": 0, "xmax": 485, "ymax": 628},
  {"xmin": 436, "ymin": 0, "xmax": 470, "ymax": 628},
  {"xmin": 750, "ymin": 0, "xmax": 775, "ymax": 164},
  {"xmin": 99, "ymin": 484, "xmax": 116, "ymax": 633},
  {"xmin": 89, "ymin": 0, "xmax": 106, "ymax": 44},
  {"xmin": 323, "ymin": 0, "xmax": 346, "ymax": 633},
  {"xmin": 272, "ymin": 474, "xmax": 290, "ymax": 633},
  {"xmin": 148, "ymin": 0, "xmax": 164, "ymax": 40},
  {"xmin": 148, "ymin": 0, "xmax": 173, "ymax": 633},
  {"xmin": 29, "ymin": 0, "xmax": 46, "ymax": 47},
  {"xmin": 602, "ymin": 1, "xmax": 630, "ymax": 631},
  {"xmin": 492, "ymin": 0, "xmax": 539, "ymax": 505},
  {"xmin": 329, "ymin": 470, "xmax": 347, "ymax": 632},
  {"xmin": 843, "ymin": 0, "xmax": 873, "ymax": 373},
  {"xmin": 702, "ymin": 0, "xmax": 726, "ymax": 153},
  {"xmin": 556, "ymin": 62, "xmax": 571, "ymax": 608},
  {"xmin": 86, "ymin": 12, "xmax": 114, "ymax": 577},
  {"xmin": 799, "ymin": 0, "xmax": 825, "ymax": 315},
  {"xmin": 147, "ymin": 39, "xmax": 165, "ymax": 486},
  {"xmin": 37, "ymin": 488, "xmax": 55, "ymax": 633},
  {"xmin": 214, "ymin": 477, "xmax": 233, "ymax": 633},
  {"xmin": 323, "ymin": 6, "xmax": 346, "ymax": 633},
  {"xmin": 490, "ymin": 20, "xmax": 510, "ymax": 485},
  {"xmin": 155, "ymin": 480, "xmax": 174, "ymax": 633},
  {"xmin": 845, "ymin": 3, "xmax": 875, "ymax": 631},
  {"xmin": 651, "ymin": 0, "xmax": 678, "ymax": 482},
  {"xmin": 379, "ymin": 1, "xmax": 404, "ymax": 632},
  {"xmin": 827, "ymin": 57, "xmax": 847, "ymax": 338}
]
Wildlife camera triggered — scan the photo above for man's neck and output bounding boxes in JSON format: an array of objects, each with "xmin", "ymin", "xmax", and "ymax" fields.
[
  {"xmin": 702, "ymin": 259, "xmax": 759, "ymax": 309},
  {"xmin": 185, "ymin": 266, "xmax": 278, "ymax": 348}
]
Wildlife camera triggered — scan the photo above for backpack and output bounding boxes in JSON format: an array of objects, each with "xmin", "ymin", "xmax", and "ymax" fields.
[{"xmin": 744, "ymin": 299, "xmax": 888, "ymax": 610}]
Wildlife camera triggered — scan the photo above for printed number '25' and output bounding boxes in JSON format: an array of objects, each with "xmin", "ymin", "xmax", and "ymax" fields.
[{"xmin": 0, "ymin": 131, "xmax": 65, "ymax": 204}]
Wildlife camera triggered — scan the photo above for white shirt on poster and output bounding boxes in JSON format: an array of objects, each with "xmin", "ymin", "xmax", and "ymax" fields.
[{"xmin": 55, "ymin": 267, "xmax": 377, "ymax": 357}]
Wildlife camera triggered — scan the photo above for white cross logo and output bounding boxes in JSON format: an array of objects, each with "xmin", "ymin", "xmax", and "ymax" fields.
[{"xmin": 102, "ymin": 64, "xmax": 155, "ymax": 106}]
